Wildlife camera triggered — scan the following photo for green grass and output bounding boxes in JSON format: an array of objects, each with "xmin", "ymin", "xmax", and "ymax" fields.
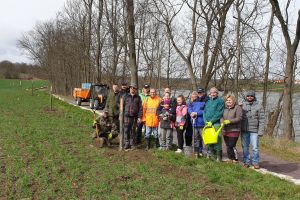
[{"xmin": 0, "ymin": 79, "xmax": 299, "ymax": 199}]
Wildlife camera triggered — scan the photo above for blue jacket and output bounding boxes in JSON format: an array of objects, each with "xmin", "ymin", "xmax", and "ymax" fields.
[{"xmin": 188, "ymin": 101, "xmax": 206, "ymax": 128}]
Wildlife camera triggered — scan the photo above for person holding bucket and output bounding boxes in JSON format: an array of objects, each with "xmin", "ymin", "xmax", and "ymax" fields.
[
  {"xmin": 203, "ymin": 87, "xmax": 225, "ymax": 162},
  {"xmin": 221, "ymin": 94, "xmax": 242, "ymax": 163},
  {"xmin": 188, "ymin": 91, "xmax": 206, "ymax": 157}
]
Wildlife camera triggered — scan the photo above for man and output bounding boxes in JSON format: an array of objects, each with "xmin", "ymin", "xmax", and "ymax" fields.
[
  {"xmin": 123, "ymin": 84, "xmax": 143, "ymax": 150},
  {"xmin": 196, "ymin": 87, "xmax": 209, "ymax": 102},
  {"xmin": 105, "ymin": 83, "xmax": 120, "ymax": 129},
  {"xmin": 92, "ymin": 109, "xmax": 119, "ymax": 147},
  {"xmin": 119, "ymin": 82, "xmax": 129, "ymax": 98},
  {"xmin": 136, "ymin": 84, "xmax": 150, "ymax": 144},
  {"xmin": 203, "ymin": 87, "xmax": 225, "ymax": 162},
  {"xmin": 241, "ymin": 91, "xmax": 265, "ymax": 169},
  {"xmin": 142, "ymin": 88, "xmax": 160, "ymax": 150}
]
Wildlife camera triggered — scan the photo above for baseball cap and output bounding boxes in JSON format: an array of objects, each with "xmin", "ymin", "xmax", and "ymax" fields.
[
  {"xmin": 143, "ymin": 84, "xmax": 150, "ymax": 88},
  {"xmin": 197, "ymin": 88, "xmax": 205, "ymax": 93}
]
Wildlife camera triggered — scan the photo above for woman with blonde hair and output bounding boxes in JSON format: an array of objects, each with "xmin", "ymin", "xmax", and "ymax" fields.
[{"xmin": 221, "ymin": 94, "xmax": 242, "ymax": 163}]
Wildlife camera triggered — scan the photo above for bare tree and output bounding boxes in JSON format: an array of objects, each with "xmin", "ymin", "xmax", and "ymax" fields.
[
  {"xmin": 269, "ymin": 0, "xmax": 300, "ymax": 140},
  {"xmin": 126, "ymin": 0, "xmax": 138, "ymax": 86}
]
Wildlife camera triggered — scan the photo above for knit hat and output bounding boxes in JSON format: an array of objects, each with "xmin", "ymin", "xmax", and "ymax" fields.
[
  {"xmin": 210, "ymin": 87, "xmax": 218, "ymax": 93},
  {"xmin": 129, "ymin": 83, "xmax": 138, "ymax": 89},
  {"xmin": 246, "ymin": 90, "xmax": 255, "ymax": 97},
  {"xmin": 163, "ymin": 99, "xmax": 171, "ymax": 105}
]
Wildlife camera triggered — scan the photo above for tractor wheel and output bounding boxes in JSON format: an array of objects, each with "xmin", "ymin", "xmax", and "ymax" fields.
[
  {"xmin": 76, "ymin": 98, "xmax": 82, "ymax": 106},
  {"xmin": 89, "ymin": 99, "xmax": 95, "ymax": 109},
  {"xmin": 94, "ymin": 99, "xmax": 100, "ymax": 110}
]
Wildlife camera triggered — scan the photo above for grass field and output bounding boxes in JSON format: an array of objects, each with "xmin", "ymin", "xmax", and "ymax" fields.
[{"xmin": 0, "ymin": 79, "xmax": 299, "ymax": 199}]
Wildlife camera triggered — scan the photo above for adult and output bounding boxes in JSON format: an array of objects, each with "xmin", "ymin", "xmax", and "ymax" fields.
[
  {"xmin": 142, "ymin": 88, "xmax": 161, "ymax": 150},
  {"xmin": 119, "ymin": 82, "xmax": 129, "ymax": 98},
  {"xmin": 105, "ymin": 83, "xmax": 120, "ymax": 128},
  {"xmin": 175, "ymin": 95, "xmax": 188, "ymax": 153},
  {"xmin": 203, "ymin": 87, "xmax": 225, "ymax": 162},
  {"xmin": 221, "ymin": 94, "xmax": 242, "ymax": 163},
  {"xmin": 241, "ymin": 91, "xmax": 265, "ymax": 169},
  {"xmin": 92, "ymin": 109, "xmax": 118, "ymax": 147},
  {"xmin": 123, "ymin": 84, "xmax": 143, "ymax": 150},
  {"xmin": 137, "ymin": 84, "xmax": 151, "ymax": 144},
  {"xmin": 188, "ymin": 91, "xmax": 206, "ymax": 157},
  {"xmin": 197, "ymin": 87, "xmax": 209, "ymax": 102}
]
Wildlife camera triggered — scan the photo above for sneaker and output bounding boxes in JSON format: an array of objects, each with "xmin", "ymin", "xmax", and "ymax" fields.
[
  {"xmin": 253, "ymin": 164, "xmax": 260, "ymax": 169},
  {"xmin": 232, "ymin": 160, "xmax": 239, "ymax": 164},
  {"xmin": 243, "ymin": 163, "xmax": 250, "ymax": 168},
  {"xmin": 199, "ymin": 153, "xmax": 203, "ymax": 157},
  {"xmin": 175, "ymin": 149, "xmax": 183, "ymax": 153}
]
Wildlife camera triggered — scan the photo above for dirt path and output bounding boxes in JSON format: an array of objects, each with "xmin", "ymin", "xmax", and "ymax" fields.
[{"xmin": 55, "ymin": 94, "xmax": 300, "ymax": 184}]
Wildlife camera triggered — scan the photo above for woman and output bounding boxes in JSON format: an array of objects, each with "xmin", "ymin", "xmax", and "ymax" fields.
[
  {"xmin": 221, "ymin": 94, "xmax": 242, "ymax": 163},
  {"xmin": 188, "ymin": 91, "xmax": 206, "ymax": 157}
]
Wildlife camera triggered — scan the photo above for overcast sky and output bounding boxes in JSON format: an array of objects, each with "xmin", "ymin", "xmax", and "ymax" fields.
[
  {"xmin": 0, "ymin": 0, "xmax": 66, "ymax": 63},
  {"xmin": 0, "ymin": 0, "xmax": 299, "ymax": 64}
]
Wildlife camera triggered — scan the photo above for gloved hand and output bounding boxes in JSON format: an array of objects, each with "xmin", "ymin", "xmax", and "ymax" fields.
[
  {"xmin": 108, "ymin": 133, "xmax": 113, "ymax": 139},
  {"xmin": 223, "ymin": 120, "xmax": 231, "ymax": 125},
  {"xmin": 92, "ymin": 120, "xmax": 97, "ymax": 129},
  {"xmin": 179, "ymin": 126, "xmax": 184, "ymax": 130},
  {"xmin": 206, "ymin": 121, "xmax": 212, "ymax": 127},
  {"xmin": 163, "ymin": 117, "xmax": 168, "ymax": 120},
  {"xmin": 137, "ymin": 118, "xmax": 141, "ymax": 123}
]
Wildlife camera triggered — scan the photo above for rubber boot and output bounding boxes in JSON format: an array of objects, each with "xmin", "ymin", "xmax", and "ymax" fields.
[
  {"xmin": 216, "ymin": 150, "xmax": 222, "ymax": 162},
  {"xmin": 145, "ymin": 138, "xmax": 150, "ymax": 150},
  {"xmin": 155, "ymin": 138, "xmax": 160, "ymax": 148}
]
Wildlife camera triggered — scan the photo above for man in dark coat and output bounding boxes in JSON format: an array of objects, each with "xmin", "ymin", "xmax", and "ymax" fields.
[{"xmin": 123, "ymin": 84, "xmax": 143, "ymax": 150}]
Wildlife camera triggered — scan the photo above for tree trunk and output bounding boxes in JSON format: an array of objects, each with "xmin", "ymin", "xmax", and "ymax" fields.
[
  {"xmin": 283, "ymin": 49, "xmax": 295, "ymax": 140},
  {"xmin": 126, "ymin": 0, "xmax": 138, "ymax": 87},
  {"xmin": 262, "ymin": 11, "xmax": 274, "ymax": 111}
]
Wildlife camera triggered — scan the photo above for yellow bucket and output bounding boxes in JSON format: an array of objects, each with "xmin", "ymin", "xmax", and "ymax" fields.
[{"xmin": 202, "ymin": 124, "xmax": 224, "ymax": 145}]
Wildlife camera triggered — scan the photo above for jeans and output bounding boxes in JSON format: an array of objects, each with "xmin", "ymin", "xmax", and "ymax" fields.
[
  {"xmin": 159, "ymin": 128, "xmax": 173, "ymax": 148},
  {"xmin": 241, "ymin": 131, "xmax": 259, "ymax": 165},
  {"xmin": 145, "ymin": 126, "xmax": 158, "ymax": 139}
]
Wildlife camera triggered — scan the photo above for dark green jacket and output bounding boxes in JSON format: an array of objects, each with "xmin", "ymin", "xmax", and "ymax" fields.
[
  {"xmin": 105, "ymin": 91, "xmax": 119, "ymax": 117},
  {"xmin": 203, "ymin": 96, "xmax": 224, "ymax": 125}
]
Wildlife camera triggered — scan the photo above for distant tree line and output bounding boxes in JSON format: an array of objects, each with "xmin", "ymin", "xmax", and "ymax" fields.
[{"xmin": 0, "ymin": 60, "xmax": 43, "ymax": 79}]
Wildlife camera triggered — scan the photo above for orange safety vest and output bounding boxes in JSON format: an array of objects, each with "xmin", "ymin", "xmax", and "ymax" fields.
[{"xmin": 142, "ymin": 96, "xmax": 160, "ymax": 127}]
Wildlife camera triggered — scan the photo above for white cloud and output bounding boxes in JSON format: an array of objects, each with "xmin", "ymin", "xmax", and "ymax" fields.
[{"xmin": 0, "ymin": 0, "xmax": 67, "ymax": 63}]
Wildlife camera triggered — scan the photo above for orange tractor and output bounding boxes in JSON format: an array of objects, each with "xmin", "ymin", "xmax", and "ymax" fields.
[{"xmin": 73, "ymin": 83, "xmax": 109, "ymax": 110}]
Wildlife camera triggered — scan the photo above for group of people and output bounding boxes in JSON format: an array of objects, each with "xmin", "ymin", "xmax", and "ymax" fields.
[{"xmin": 93, "ymin": 83, "xmax": 264, "ymax": 169}]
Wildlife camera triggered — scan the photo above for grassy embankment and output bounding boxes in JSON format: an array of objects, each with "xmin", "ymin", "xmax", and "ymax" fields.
[{"xmin": 0, "ymin": 79, "xmax": 299, "ymax": 199}]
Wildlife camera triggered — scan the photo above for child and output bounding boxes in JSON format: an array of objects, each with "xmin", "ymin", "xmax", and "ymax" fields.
[
  {"xmin": 175, "ymin": 95, "xmax": 188, "ymax": 153},
  {"xmin": 158, "ymin": 99, "xmax": 175, "ymax": 150}
]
